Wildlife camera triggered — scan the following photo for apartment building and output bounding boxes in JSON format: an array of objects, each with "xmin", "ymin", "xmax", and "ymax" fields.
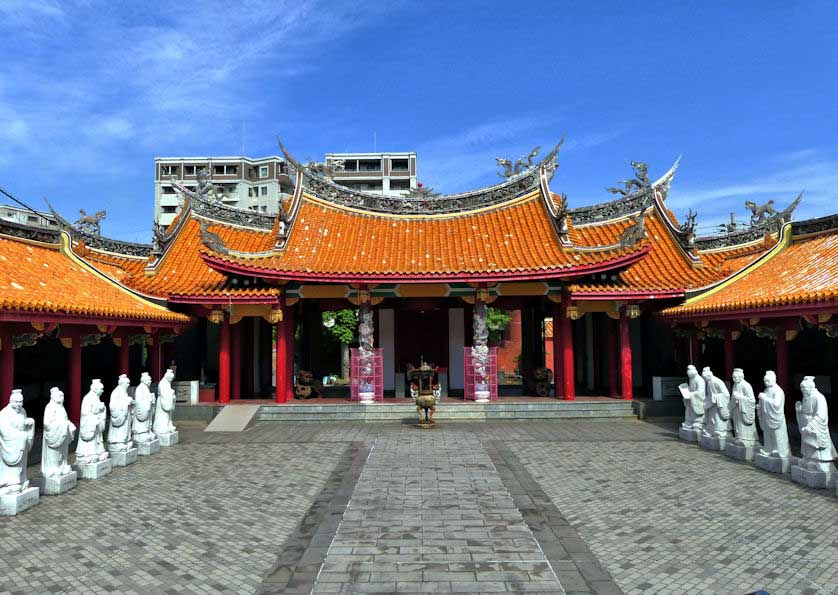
[
  {"xmin": 154, "ymin": 156, "xmax": 294, "ymax": 226},
  {"xmin": 324, "ymin": 152, "xmax": 417, "ymax": 196},
  {"xmin": 0, "ymin": 204, "xmax": 59, "ymax": 229}
]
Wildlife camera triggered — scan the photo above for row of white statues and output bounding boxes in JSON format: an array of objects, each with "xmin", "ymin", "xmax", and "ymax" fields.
[
  {"xmin": 0, "ymin": 369, "xmax": 178, "ymax": 515},
  {"xmin": 680, "ymin": 365, "xmax": 838, "ymax": 490}
]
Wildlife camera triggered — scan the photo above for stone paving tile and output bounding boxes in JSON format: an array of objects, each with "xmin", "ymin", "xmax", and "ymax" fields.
[
  {"xmin": 0, "ymin": 437, "xmax": 344, "ymax": 593},
  {"xmin": 310, "ymin": 428, "xmax": 565, "ymax": 593},
  {"xmin": 511, "ymin": 427, "xmax": 838, "ymax": 595}
]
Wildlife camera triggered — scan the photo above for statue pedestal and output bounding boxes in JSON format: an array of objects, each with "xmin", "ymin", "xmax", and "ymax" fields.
[
  {"xmin": 158, "ymin": 431, "xmax": 179, "ymax": 447},
  {"xmin": 724, "ymin": 442, "xmax": 758, "ymax": 462},
  {"xmin": 0, "ymin": 486, "xmax": 40, "ymax": 516},
  {"xmin": 474, "ymin": 390, "xmax": 490, "ymax": 403},
  {"xmin": 32, "ymin": 470, "xmax": 77, "ymax": 495},
  {"xmin": 678, "ymin": 427, "xmax": 701, "ymax": 443},
  {"xmin": 137, "ymin": 439, "xmax": 161, "ymax": 456},
  {"xmin": 699, "ymin": 434, "xmax": 728, "ymax": 451},
  {"xmin": 791, "ymin": 464, "xmax": 835, "ymax": 489},
  {"xmin": 74, "ymin": 458, "xmax": 113, "ymax": 480},
  {"xmin": 110, "ymin": 447, "xmax": 138, "ymax": 467},
  {"xmin": 754, "ymin": 452, "xmax": 792, "ymax": 474},
  {"xmin": 359, "ymin": 392, "xmax": 375, "ymax": 405}
]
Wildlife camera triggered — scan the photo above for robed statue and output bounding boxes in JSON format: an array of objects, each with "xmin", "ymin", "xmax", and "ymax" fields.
[
  {"xmin": 153, "ymin": 369, "xmax": 177, "ymax": 435},
  {"xmin": 729, "ymin": 368, "xmax": 758, "ymax": 446},
  {"xmin": 0, "ymin": 390, "xmax": 35, "ymax": 495},
  {"xmin": 701, "ymin": 367, "xmax": 732, "ymax": 438},
  {"xmin": 76, "ymin": 379, "xmax": 109, "ymax": 464},
  {"xmin": 757, "ymin": 370, "xmax": 791, "ymax": 458},
  {"xmin": 795, "ymin": 376, "xmax": 838, "ymax": 472},
  {"xmin": 133, "ymin": 372, "xmax": 157, "ymax": 444},
  {"xmin": 108, "ymin": 374, "xmax": 135, "ymax": 452},
  {"xmin": 680, "ymin": 365, "xmax": 705, "ymax": 430},
  {"xmin": 40, "ymin": 388, "xmax": 76, "ymax": 477}
]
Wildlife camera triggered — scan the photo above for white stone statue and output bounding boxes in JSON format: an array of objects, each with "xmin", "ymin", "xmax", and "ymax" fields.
[
  {"xmin": 108, "ymin": 374, "xmax": 135, "ymax": 452},
  {"xmin": 729, "ymin": 368, "xmax": 758, "ymax": 446},
  {"xmin": 679, "ymin": 365, "xmax": 705, "ymax": 441},
  {"xmin": 701, "ymin": 367, "xmax": 731, "ymax": 438},
  {"xmin": 133, "ymin": 372, "xmax": 157, "ymax": 444},
  {"xmin": 0, "ymin": 390, "xmax": 35, "ymax": 495},
  {"xmin": 756, "ymin": 370, "xmax": 791, "ymax": 461},
  {"xmin": 76, "ymin": 379, "xmax": 109, "ymax": 464},
  {"xmin": 40, "ymin": 388, "xmax": 76, "ymax": 477},
  {"xmin": 154, "ymin": 369, "xmax": 178, "ymax": 445},
  {"xmin": 795, "ymin": 376, "xmax": 838, "ymax": 473}
]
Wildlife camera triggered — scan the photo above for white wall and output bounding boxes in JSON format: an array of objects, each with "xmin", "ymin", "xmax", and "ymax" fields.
[{"xmin": 448, "ymin": 308, "xmax": 465, "ymax": 390}]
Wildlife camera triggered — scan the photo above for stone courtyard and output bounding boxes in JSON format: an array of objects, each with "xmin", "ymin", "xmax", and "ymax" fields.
[{"xmin": 1, "ymin": 419, "xmax": 836, "ymax": 594}]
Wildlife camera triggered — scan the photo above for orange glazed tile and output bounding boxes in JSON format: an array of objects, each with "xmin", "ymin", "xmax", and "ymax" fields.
[
  {"xmin": 0, "ymin": 234, "xmax": 189, "ymax": 323},
  {"xmin": 662, "ymin": 229, "xmax": 838, "ymax": 316}
]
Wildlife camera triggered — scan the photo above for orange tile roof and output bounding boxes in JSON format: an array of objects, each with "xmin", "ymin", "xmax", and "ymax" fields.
[
  {"xmin": 81, "ymin": 218, "xmax": 280, "ymax": 300},
  {"xmin": 205, "ymin": 191, "xmax": 644, "ymax": 280},
  {"xmin": 662, "ymin": 226, "xmax": 838, "ymax": 316},
  {"xmin": 0, "ymin": 233, "xmax": 189, "ymax": 323},
  {"xmin": 568, "ymin": 211, "xmax": 774, "ymax": 294}
]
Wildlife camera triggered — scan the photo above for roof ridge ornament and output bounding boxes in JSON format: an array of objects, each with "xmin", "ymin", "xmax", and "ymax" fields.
[
  {"xmin": 606, "ymin": 161, "xmax": 651, "ymax": 197},
  {"xmin": 46, "ymin": 201, "xmax": 152, "ymax": 257},
  {"xmin": 694, "ymin": 192, "xmax": 803, "ymax": 250},
  {"xmin": 496, "ymin": 146, "xmax": 541, "ymax": 179}
]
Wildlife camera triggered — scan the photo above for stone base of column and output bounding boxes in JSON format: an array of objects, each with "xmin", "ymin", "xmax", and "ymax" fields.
[
  {"xmin": 137, "ymin": 439, "xmax": 161, "ymax": 456},
  {"xmin": 74, "ymin": 458, "xmax": 113, "ymax": 479},
  {"xmin": 791, "ymin": 464, "xmax": 835, "ymax": 489},
  {"xmin": 110, "ymin": 447, "xmax": 138, "ymax": 467},
  {"xmin": 724, "ymin": 441, "xmax": 759, "ymax": 462},
  {"xmin": 699, "ymin": 434, "xmax": 728, "ymax": 451},
  {"xmin": 678, "ymin": 427, "xmax": 701, "ymax": 443},
  {"xmin": 158, "ymin": 431, "xmax": 179, "ymax": 447},
  {"xmin": 0, "ymin": 486, "xmax": 39, "ymax": 516},
  {"xmin": 754, "ymin": 452, "xmax": 792, "ymax": 474},
  {"xmin": 359, "ymin": 393, "xmax": 375, "ymax": 405},
  {"xmin": 32, "ymin": 471, "xmax": 77, "ymax": 495}
]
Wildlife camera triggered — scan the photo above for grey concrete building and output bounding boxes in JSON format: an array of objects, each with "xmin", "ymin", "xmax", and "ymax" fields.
[
  {"xmin": 325, "ymin": 152, "xmax": 417, "ymax": 196},
  {"xmin": 0, "ymin": 204, "xmax": 59, "ymax": 230}
]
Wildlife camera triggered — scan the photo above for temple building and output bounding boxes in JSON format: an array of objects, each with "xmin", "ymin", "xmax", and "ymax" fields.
[{"xmin": 0, "ymin": 140, "xmax": 834, "ymax": 422}]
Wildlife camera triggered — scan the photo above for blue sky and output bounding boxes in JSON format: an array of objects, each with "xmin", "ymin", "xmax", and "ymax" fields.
[{"xmin": 0, "ymin": 1, "xmax": 835, "ymax": 242}]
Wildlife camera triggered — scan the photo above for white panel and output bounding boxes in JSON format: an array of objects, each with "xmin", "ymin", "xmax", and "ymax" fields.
[
  {"xmin": 379, "ymin": 309, "xmax": 395, "ymax": 390},
  {"xmin": 448, "ymin": 308, "xmax": 465, "ymax": 390}
]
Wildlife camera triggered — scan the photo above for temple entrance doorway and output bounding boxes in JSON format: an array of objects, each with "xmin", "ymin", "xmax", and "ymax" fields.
[{"xmin": 394, "ymin": 307, "xmax": 449, "ymax": 374}]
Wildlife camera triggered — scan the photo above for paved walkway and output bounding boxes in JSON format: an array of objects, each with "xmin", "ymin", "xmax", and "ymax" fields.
[{"xmin": 1, "ymin": 419, "xmax": 837, "ymax": 594}]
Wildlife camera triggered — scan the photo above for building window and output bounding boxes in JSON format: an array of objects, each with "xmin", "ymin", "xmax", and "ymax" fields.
[
  {"xmin": 225, "ymin": 165, "xmax": 238, "ymax": 175},
  {"xmin": 162, "ymin": 206, "xmax": 177, "ymax": 214},
  {"xmin": 213, "ymin": 165, "xmax": 224, "ymax": 175},
  {"xmin": 391, "ymin": 159, "xmax": 409, "ymax": 171},
  {"xmin": 260, "ymin": 186, "xmax": 267, "ymax": 196},
  {"xmin": 390, "ymin": 179, "xmax": 410, "ymax": 191},
  {"xmin": 261, "ymin": 205, "xmax": 268, "ymax": 212},
  {"xmin": 162, "ymin": 186, "xmax": 176, "ymax": 194},
  {"xmin": 358, "ymin": 159, "xmax": 381, "ymax": 172},
  {"xmin": 259, "ymin": 165, "xmax": 269, "ymax": 178},
  {"xmin": 184, "ymin": 165, "xmax": 196, "ymax": 175},
  {"xmin": 160, "ymin": 165, "xmax": 178, "ymax": 176},
  {"xmin": 342, "ymin": 160, "xmax": 358, "ymax": 172}
]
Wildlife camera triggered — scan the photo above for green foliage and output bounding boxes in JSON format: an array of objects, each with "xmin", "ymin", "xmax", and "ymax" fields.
[
  {"xmin": 486, "ymin": 307, "xmax": 512, "ymax": 343},
  {"xmin": 322, "ymin": 309, "xmax": 357, "ymax": 345}
]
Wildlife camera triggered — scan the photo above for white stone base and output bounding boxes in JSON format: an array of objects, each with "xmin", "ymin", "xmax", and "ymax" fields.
[
  {"xmin": 110, "ymin": 447, "xmax": 138, "ymax": 467},
  {"xmin": 678, "ymin": 427, "xmax": 701, "ymax": 443},
  {"xmin": 699, "ymin": 434, "xmax": 728, "ymax": 451},
  {"xmin": 791, "ymin": 464, "xmax": 834, "ymax": 489},
  {"xmin": 474, "ymin": 391, "xmax": 490, "ymax": 403},
  {"xmin": 137, "ymin": 439, "xmax": 161, "ymax": 456},
  {"xmin": 359, "ymin": 393, "xmax": 375, "ymax": 405},
  {"xmin": 724, "ymin": 442, "xmax": 759, "ymax": 462},
  {"xmin": 32, "ymin": 471, "xmax": 77, "ymax": 495},
  {"xmin": 754, "ymin": 452, "xmax": 792, "ymax": 474},
  {"xmin": 0, "ymin": 486, "xmax": 40, "ymax": 516},
  {"xmin": 158, "ymin": 431, "xmax": 179, "ymax": 447},
  {"xmin": 74, "ymin": 458, "xmax": 113, "ymax": 480}
]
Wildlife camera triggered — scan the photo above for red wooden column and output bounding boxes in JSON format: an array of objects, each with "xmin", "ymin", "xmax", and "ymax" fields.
[
  {"xmin": 284, "ymin": 304, "xmax": 296, "ymax": 402},
  {"xmin": 218, "ymin": 316, "xmax": 231, "ymax": 404},
  {"xmin": 231, "ymin": 321, "xmax": 242, "ymax": 401},
  {"xmin": 150, "ymin": 334, "xmax": 162, "ymax": 380},
  {"xmin": 551, "ymin": 301, "xmax": 563, "ymax": 398},
  {"xmin": 118, "ymin": 336, "xmax": 130, "ymax": 375},
  {"xmin": 608, "ymin": 317, "xmax": 619, "ymax": 397},
  {"xmin": 560, "ymin": 294, "xmax": 575, "ymax": 400},
  {"xmin": 775, "ymin": 328, "xmax": 789, "ymax": 389},
  {"xmin": 688, "ymin": 334, "xmax": 699, "ymax": 364},
  {"xmin": 0, "ymin": 329, "xmax": 13, "ymax": 407},
  {"xmin": 723, "ymin": 332, "xmax": 735, "ymax": 380},
  {"xmin": 275, "ymin": 307, "xmax": 287, "ymax": 403},
  {"xmin": 619, "ymin": 311, "xmax": 633, "ymax": 400},
  {"xmin": 67, "ymin": 331, "xmax": 82, "ymax": 425}
]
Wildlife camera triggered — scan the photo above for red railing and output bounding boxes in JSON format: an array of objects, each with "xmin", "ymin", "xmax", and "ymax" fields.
[
  {"xmin": 349, "ymin": 348, "xmax": 383, "ymax": 402},
  {"xmin": 464, "ymin": 346, "xmax": 498, "ymax": 401}
]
